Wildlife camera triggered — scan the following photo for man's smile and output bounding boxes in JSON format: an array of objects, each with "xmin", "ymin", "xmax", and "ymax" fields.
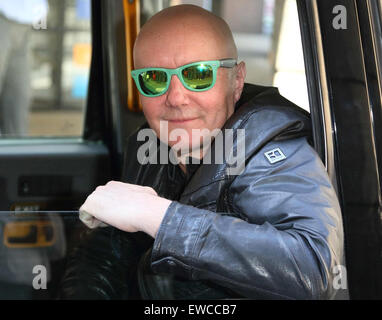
[{"xmin": 167, "ymin": 118, "xmax": 199, "ymax": 123}]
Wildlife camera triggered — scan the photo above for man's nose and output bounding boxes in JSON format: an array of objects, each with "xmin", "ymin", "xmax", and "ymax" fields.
[{"xmin": 165, "ymin": 74, "xmax": 189, "ymax": 107}]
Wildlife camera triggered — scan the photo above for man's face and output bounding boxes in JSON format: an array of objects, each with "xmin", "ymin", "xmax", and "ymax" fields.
[{"xmin": 134, "ymin": 29, "xmax": 239, "ymax": 154}]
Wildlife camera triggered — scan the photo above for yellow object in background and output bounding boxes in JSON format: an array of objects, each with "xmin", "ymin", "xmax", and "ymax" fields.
[
  {"xmin": 4, "ymin": 220, "xmax": 56, "ymax": 248},
  {"xmin": 73, "ymin": 43, "xmax": 92, "ymax": 67},
  {"xmin": 123, "ymin": 0, "xmax": 142, "ymax": 112}
]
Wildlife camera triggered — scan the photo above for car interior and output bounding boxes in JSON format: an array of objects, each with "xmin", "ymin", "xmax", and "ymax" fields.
[{"xmin": 0, "ymin": 0, "xmax": 381, "ymax": 299}]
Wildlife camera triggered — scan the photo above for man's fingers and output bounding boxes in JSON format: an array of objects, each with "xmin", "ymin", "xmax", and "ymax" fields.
[
  {"xmin": 104, "ymin": 181, "xmax": 158, "ymax": 196},
  {"xmin": 78, "ymin": 181, "xmax": 159, "ymax": 232},
  {"xmin": 79, "ymin": 193, "xmax": 109, "ymax": 228},
  {"xmin": 79, "ymin": 209, "xmax": 108, "ymax": 229}
]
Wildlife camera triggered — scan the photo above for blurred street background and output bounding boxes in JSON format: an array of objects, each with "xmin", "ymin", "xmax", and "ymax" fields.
[{"xmin": 0, "ymin": 0, "xmax": 307, "ymax": 138}]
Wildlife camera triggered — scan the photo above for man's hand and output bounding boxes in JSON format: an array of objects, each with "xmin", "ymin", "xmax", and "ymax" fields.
[{"xmin": 79, "ymin": 181, "xmax": 172, "ymax": 238}]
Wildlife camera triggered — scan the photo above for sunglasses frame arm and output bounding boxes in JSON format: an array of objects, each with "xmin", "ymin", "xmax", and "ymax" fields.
[{"xmin": 219, "ymin": 58, "xmax": 237, "ymax": 68}]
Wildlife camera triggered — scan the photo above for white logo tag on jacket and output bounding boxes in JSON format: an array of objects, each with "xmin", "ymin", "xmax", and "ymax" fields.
[{"xmin": 264, "ymin": 148, "xmax": 286, "ymax": 164}]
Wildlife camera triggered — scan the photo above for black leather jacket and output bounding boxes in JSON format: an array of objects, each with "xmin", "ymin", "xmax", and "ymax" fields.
[{"xmin": 59, "ymin": 84, "xmax": 345, "ymax": 300}]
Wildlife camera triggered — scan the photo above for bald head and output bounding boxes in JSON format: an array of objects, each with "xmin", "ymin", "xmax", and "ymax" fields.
[
  {"xmin": 133, "ymin": 5, "xmax": 238, "ymax": 68},
  {"xmin": 132, "ymin": 5, "xmax": 247, "ymax": 157}
]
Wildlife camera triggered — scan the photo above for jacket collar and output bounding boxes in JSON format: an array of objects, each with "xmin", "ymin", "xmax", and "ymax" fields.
[{"xmin": 180, "ymin": 83, "xmax": 313, "ymax": 196}]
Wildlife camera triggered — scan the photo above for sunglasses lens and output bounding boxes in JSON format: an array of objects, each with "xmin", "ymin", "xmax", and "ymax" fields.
[
  {"xmin": 138, "ymin": 70, "xmax": 168, "ymax": 96},
  {"xmin": 182, "ymin": 64, "xmax": 214, "ymax": 90}
]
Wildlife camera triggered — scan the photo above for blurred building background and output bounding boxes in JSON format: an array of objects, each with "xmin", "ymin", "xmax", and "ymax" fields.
[{"xmin": 28, "ymin": 0, "xmax": 91, "ymax": 137}]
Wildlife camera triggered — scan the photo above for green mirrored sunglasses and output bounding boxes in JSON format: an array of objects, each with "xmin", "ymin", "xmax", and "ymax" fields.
[{"xmin": 131, "ymin": 58, "xmax": 237, "ymax": 97}]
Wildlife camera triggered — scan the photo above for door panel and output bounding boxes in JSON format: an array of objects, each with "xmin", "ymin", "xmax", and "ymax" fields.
[
  {"xmin": 0, "ymin": 141, "xmax": 110, "ymax": 212},
  {"xmin": 0, "ymin": 141, "xmax": 110, "ymax": 299},
  {"xmin": 0, "ymin": 0, "xmax": 115, "ymax": 300}
]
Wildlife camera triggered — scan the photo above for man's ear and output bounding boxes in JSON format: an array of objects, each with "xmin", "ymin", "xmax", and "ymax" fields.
[{"xmin": 233, "ymin": 61, "xmax": 246, "ymax": 103}]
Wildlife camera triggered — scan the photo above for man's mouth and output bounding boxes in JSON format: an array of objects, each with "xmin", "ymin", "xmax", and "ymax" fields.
[{"xmin": 167, "ymin": 118, "xmax": 198, "ymax": 123}]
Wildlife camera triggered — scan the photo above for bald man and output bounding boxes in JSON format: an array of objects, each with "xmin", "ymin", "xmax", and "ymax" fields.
[{"xmin": 60, "ymin": 5, "xmax": 346, "ymax": 300}]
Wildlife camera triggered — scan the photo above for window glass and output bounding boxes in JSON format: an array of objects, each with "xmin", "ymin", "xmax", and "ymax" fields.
[
  {"xmin": 0, "ymin": 0, "xmax": 91, "ymax": 138},
  {"xmin": 140, "ymin": 0, "xmax": 309, "ymax": 111}
]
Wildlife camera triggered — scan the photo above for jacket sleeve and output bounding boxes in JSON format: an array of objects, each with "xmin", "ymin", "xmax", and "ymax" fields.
[{"xmin": 150, "ymin": 137, "xmax": 345, "ymax": 299}]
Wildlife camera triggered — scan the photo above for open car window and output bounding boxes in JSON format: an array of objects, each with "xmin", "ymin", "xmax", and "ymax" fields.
[{"xmin": 0, "ymin": 0, "xmax": 91, "ymax": 138}]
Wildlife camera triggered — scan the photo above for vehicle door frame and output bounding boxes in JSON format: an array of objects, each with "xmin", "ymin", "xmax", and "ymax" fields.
[{"xmin": 297, "ymin": 0, "xmax": 382, "ymax": 299}]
